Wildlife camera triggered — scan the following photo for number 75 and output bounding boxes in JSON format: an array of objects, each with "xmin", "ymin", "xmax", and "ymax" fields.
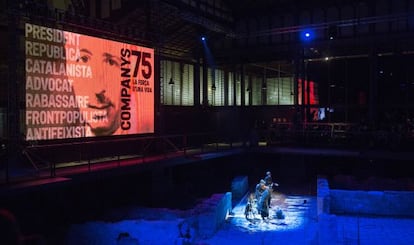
[{"xmin": 131, "ymin": 50, "xmax": 152, "ymax": 79}]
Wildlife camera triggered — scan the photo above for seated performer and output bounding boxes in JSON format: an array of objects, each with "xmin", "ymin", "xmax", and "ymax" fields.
[
  {"xmin": 255, "ymin": 179, "xmax": 266, "ymax": 201},
  {"xmin": 257, "ymin": 185, "xmax": 271, "ymax": 220}
]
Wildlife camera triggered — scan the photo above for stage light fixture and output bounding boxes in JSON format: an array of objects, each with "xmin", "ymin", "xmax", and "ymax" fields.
[
  {"xmin": 328, "ymin": 25, "xmax": 338, "ymax": 40},
  {"xmin": 201, "ymin": 36, "xmax": 206, "ymax": 41},
  {"xmin": 300, "ymin": 29, "xmax": 314, "ymax": 42}
]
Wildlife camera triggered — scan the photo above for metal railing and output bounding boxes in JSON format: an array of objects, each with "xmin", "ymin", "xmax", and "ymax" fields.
[
  {"xmin": 2, "ymin": 123, "xmax": 414, "ymax": 185},
  {"xmin": 0, "ymin": 132, "xmax": 244, "ymax": 185}
]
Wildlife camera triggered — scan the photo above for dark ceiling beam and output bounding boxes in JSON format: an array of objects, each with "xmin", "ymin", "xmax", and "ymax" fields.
[
  {"xmin": 235, "ymin": 12, "xmax": 412, "ymax": 38},
  {"xmin": 213, "ymin": 29, "xmax": 414, "ymax": 66},
  {"xmin": 180, "ymin": 10, "xmax": 235, "ymax": 38}
]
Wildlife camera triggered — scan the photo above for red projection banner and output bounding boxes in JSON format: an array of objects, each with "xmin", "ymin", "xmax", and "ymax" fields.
[{"xmin": 24, "ymin": 23, "xmax": 154, "ymax": 140}]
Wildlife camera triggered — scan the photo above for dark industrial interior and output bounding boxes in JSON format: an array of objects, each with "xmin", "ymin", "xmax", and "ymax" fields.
[{"xmin": 1, "ymin": 0, "xmax": 414, "ymax": 244}]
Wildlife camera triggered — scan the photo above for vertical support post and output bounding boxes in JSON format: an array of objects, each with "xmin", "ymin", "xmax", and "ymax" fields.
[
  {"xmin": 6, "ymin": 11, "xmax": 20, "ymax": 183},
  {"xmin": 240, "ymin": 64, "xmax": 245, "ymax": 106},
  {"xmin": 194, "ymin": 59, "xmax": 201, "ymax": 106},
  {"xmin": 368, "ymin": 49, "xmax": 378, "ymax": 127},
  {"xmin": 202, "ymin": 60, "xmax": 208, "ymax": 106}
]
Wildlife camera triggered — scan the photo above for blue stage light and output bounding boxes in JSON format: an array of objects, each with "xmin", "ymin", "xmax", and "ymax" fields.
[
  {"xmin": 201, "ymin": 36, "xmax": 206, "ymax": 41},
  {"xmin": 300, "ymin": 29, "xmax": 314, "ymax": 42}
]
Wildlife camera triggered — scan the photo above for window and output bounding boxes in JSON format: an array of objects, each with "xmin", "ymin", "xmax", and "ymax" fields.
[
  {"xmin": 228, "ymin": 71, "xmax": 234, "ymax": 105},
  {"xmin": 252, "ymin": 75, "xmax": 262, "ymax": 105},
  {"xmin": 182, "ymin": 63, "xmax": 194, "ymax": 105},
  {"xmin": 161, "ymin": 61, "xmax": 295, "ymax": 107},
  {"xmin": 213, "ymin": 69, "xmax": 225, "ymax": 106},
  {"xmin": 161, "ymin": 60, "xmax": 194, "ymax": 105},
  {"xmin": 245, "ymin": 74, "xmax": 250, "ymax": 105},
  {"xmin": 267, "ymin": 76, "xmax": 294, "ymax": 105}
]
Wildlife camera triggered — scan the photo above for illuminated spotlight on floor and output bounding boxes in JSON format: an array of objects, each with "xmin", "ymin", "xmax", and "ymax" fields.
[{"xmin": 229, "ymin": 192, "xmax": 315, "ymax": 233}]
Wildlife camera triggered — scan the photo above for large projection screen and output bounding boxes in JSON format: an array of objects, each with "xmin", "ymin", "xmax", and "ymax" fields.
[{"xmin": 24, "ymin": 23, "xmax": 154, "ymax": 140}]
